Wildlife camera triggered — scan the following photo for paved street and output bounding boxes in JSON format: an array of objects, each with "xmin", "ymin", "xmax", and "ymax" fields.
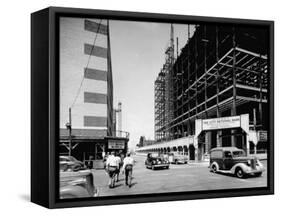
[{"xmin": 92, "ymin": 154, "xmax": 267, "ymax": 197}]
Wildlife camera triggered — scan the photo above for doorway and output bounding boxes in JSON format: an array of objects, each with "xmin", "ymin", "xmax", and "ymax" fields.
[{"xmin": 189, "ymin": 144, "xmax": 195, "ymax": 160}]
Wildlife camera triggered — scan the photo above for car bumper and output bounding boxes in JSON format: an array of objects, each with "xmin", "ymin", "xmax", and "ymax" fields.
[
  {"xmin": 152, "ymin": 164, "xmax": 169, "ymax": 168},
  {"xmin": 175, "ymin": 160, "xmax": 188, "ymax": 164},
  {"xmin": 244, "ymin": 166, "xmax": 265, "ymax": 174}
]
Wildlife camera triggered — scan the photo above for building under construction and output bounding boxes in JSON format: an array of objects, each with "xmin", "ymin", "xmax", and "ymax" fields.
[
  {"xmin": 150, "ymin": 23, "xmax": 269, "ymax": 160},
  {"xmin": 154, "ymin": 25, "xmax": 175, "ymax": 141}
]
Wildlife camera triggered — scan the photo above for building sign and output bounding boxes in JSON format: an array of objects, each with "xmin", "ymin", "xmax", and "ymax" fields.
[
  {"xmin": 202, "ymin": 116, "xmax": 241, "ymax": 131},
  {"xmin": 108, "ymin": 140, "xmax": 125, "ymax": 149},
  {"xmin": 258, "ymin": 131, "xmax": 267, "ymax": 142}
]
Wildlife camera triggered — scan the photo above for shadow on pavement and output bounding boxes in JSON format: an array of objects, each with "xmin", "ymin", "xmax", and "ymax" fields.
[
  {"xmin": 110, "ymin": 183, "xmax": 123, "ymax": 189},
  {"xmin": 211, "ymin": 171, "xmax": 262, "ymax": 179},
  {"xmin": 130, "ymin": 182, "xmax": 137, "ymax": 187}
]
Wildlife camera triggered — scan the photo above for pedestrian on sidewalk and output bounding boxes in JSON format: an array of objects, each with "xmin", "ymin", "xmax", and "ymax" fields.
[
  {"xmin": 122, "ymin": 153, "xmax": 134, "ymax": 187},
  {"xmin": 106, "ymin": 151, "xmax": 119, "ymax": 188}
]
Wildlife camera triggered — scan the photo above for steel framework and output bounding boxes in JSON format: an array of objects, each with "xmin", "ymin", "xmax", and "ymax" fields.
[
  {"xmin": 155, "ymin": 24, "xmax": 269, "ymax": 144},
  {"xmin": 155, "ymin": 24, "xmax": 175, "ymax": 141}
]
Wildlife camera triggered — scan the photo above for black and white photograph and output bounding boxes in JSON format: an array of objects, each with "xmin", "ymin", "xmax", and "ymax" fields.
[{"xmin": 59, "ymin": 16, "xmax": 270, "ymax": 199}]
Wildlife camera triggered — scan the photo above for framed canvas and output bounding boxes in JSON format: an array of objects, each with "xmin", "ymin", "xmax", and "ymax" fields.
[{"xmin": 31, "ymin": 6, "xmax": 274, "ymax": 208}]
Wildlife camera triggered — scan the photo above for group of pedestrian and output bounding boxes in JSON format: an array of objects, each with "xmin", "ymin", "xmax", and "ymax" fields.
[{"xmin": 105, "ymin": 151, "xmax": 134, "ymax": 188}]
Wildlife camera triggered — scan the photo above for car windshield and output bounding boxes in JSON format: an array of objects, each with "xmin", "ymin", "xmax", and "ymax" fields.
[
  {"xmin": 60, "ymin": 157, "xmax": 67, "ymax": 162},
  {"xmin": 68, "ymin": 156, "xmax": 78, "ymax": 162},
  {"xmin": 232, "ymin": 151, "xmax": 245, "ymax": 157},
  {"xmin": 60, "ymin": 156, "xmax": 78, "ymax": 162}
]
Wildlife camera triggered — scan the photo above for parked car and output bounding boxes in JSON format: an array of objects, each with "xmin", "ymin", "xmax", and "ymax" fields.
[
  {"xmin": 60, "ymin": 155, "xmax": 85, "ymax": 172},
  {"xmin": 60, "ymin": 170, "xmax": 98, "ymax": 199},
  {"xmin": 145, "ymin": 153, "xmax": 169, "ymax": 170},
  {"xmin": 168, "ymin": 152, "xmax": 188, "ymax": 164},
  {"xmin": 209, "ymin": 147, "xmax": 265, "ymax": 178}
]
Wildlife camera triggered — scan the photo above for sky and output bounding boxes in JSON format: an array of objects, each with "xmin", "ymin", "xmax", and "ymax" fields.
[{"xmin": 109, "ymin": 20, "xmax": 195, "ymax": 149}]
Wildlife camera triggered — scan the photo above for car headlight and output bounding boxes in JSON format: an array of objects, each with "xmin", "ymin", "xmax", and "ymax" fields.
[
  {"xmin": 256, "ymin": 160, "xmax": 262, "ymax": 167},
  {"xmin": 247, "ymin": 160, "xmax": 251, "ymax": 166},
  {"xmin": 152, "ymin": 161, "xmax": 156, "ymax": 164}
]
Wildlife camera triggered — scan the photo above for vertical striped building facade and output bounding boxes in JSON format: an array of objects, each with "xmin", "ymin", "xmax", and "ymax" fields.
[{"xmin": 60, "ymin": 17, "xmax": 113, "ymax": 137}]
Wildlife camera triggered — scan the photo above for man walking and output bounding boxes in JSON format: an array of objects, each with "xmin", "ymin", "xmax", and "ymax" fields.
[
  {"xmin": 122, "ymin": 153, "xmax": 134, "ymax": 187},
  {"xmin": 106, "ymin": 151, "xmax": 118, "ymax": 188},
  {"xmin": 115, "ymin": 153, "xmax": 121, "ymax": 182}
]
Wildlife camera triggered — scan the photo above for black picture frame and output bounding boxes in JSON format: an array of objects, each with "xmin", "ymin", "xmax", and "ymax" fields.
[{"xmin": 31, "ymin": 6, "xmax": 274, "ymax": 209}]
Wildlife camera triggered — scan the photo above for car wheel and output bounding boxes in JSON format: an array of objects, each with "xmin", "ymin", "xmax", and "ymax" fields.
[
  {"xmin": 235, "ymin": 167, "xmax": 245, "ymax": 178},
  {"xmin": 255, "ymin": 172, "xmax": 262, "ymax": 177},
  {"xmin": 166, "ymin": 166, "xmax": 169, "ymax": 169},
  {"xmin": 211, "ymin": 164, "xmax": 217, "ymax": 173}
]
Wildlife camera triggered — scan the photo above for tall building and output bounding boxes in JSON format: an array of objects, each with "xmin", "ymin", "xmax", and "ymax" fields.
[
  {"xmin": 59, "ymin": 18, "xmax": 128, "ymax": 166},
  {"xmin": 140, "ymin": 24, "xmax": 269, "ymax": 161},
  {"xmin": 60, "ymin": 18, "xmax": 113, "ymax": 135}
]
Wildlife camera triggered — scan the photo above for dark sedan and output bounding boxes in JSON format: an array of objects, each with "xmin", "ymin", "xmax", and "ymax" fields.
[{"xmin": 145, "ymin": 153, "xmax": 169, "ymax": 170}]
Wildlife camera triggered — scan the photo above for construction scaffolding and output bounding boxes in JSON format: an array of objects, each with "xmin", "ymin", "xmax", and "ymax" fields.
[
  {"xmin": 155, "ymin": 24, "xmax": 269, "ymax": 147},
  {"xmin": 155, "ymin": 24, "xmax": 175, "ymax": 141}
]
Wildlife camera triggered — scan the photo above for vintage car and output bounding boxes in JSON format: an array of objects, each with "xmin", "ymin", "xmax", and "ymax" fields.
[
  {"xmin": 168, "ymin": 152, "xmax": 188, "ymax": 164},
  {"xmin": 60, "ymin": 170, "xmax": 98, "ymax": 199},
  {"xmin": 59, "ymin": 155, "xmax": 85, "ymax": 172},
  {"xmin": 209, "ymin": 147, "xmax": 265, "ymax": 178},
  {"xmin": 145, "ymin": 153, "xmax": 169, "ymax": 170}
]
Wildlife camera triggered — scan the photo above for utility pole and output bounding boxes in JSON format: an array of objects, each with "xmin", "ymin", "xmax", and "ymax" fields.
[
  {"xmin": 253, "ymin": 108, "xmax": 257, "ymax": 131},
  {"xmin": 253, "ymin": 108, "xmax": 257, "ymax": 155},
  {"xmin": 176, "ymin": 37, "xmax": 179, "ymax": 58}
]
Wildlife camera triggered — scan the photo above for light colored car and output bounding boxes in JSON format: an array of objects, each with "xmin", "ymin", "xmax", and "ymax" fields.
[
  {"xmin": 60, "ymin": 170, "xmax": 98, "ymax": 199},
  {"xmin": 209, "ymin": 147, "xmax": 265, "ymax": 178},
  {"xmin": 168, "ymin": 152, "xmax": 188, "ymax": 164}
]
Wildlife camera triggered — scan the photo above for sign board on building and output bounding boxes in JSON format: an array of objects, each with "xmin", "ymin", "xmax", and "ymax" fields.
[
  {"xmin": 108, "ymin": 140, "xmax": 125, "ymax": 149},
  {"xmin": 202, "ymin": 116, "xmax": 241, "ymax": 131},
  {"xmin": 258, "ymin": 130, "xmax": 268, "ymax": 142}
]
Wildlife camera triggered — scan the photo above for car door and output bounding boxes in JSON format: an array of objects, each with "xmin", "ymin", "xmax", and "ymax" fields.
[{"xmin": 223, "ymin": 151, "xmax": 233, "ymax": 170}]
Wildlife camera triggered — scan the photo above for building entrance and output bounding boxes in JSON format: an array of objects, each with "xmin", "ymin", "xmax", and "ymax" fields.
[
  {"xmin": 194, "ymin": 114, "xmax": 250, "ymax": 161},
  {"xmin": 189, "ymin": 144, "xmax": 195, "ymax": 160}
]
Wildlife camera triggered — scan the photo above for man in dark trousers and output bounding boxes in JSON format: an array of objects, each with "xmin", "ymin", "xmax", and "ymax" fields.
[
  {"xmin": 122, "ymin": 153, "xmax": 134, "ymax": 187},
  {"xmin": 106, "ymin": 151, "xmax": 118, "ymax": 188}
]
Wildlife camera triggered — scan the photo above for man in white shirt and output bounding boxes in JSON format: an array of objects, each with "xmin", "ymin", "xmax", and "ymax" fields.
[
  {"xmin": 106, "ymin": 151, "xmax": 119, "ymax": 188},
  {"xmin": 122, "ymin": 153, "xmax": 134, "ymax": 187}
]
